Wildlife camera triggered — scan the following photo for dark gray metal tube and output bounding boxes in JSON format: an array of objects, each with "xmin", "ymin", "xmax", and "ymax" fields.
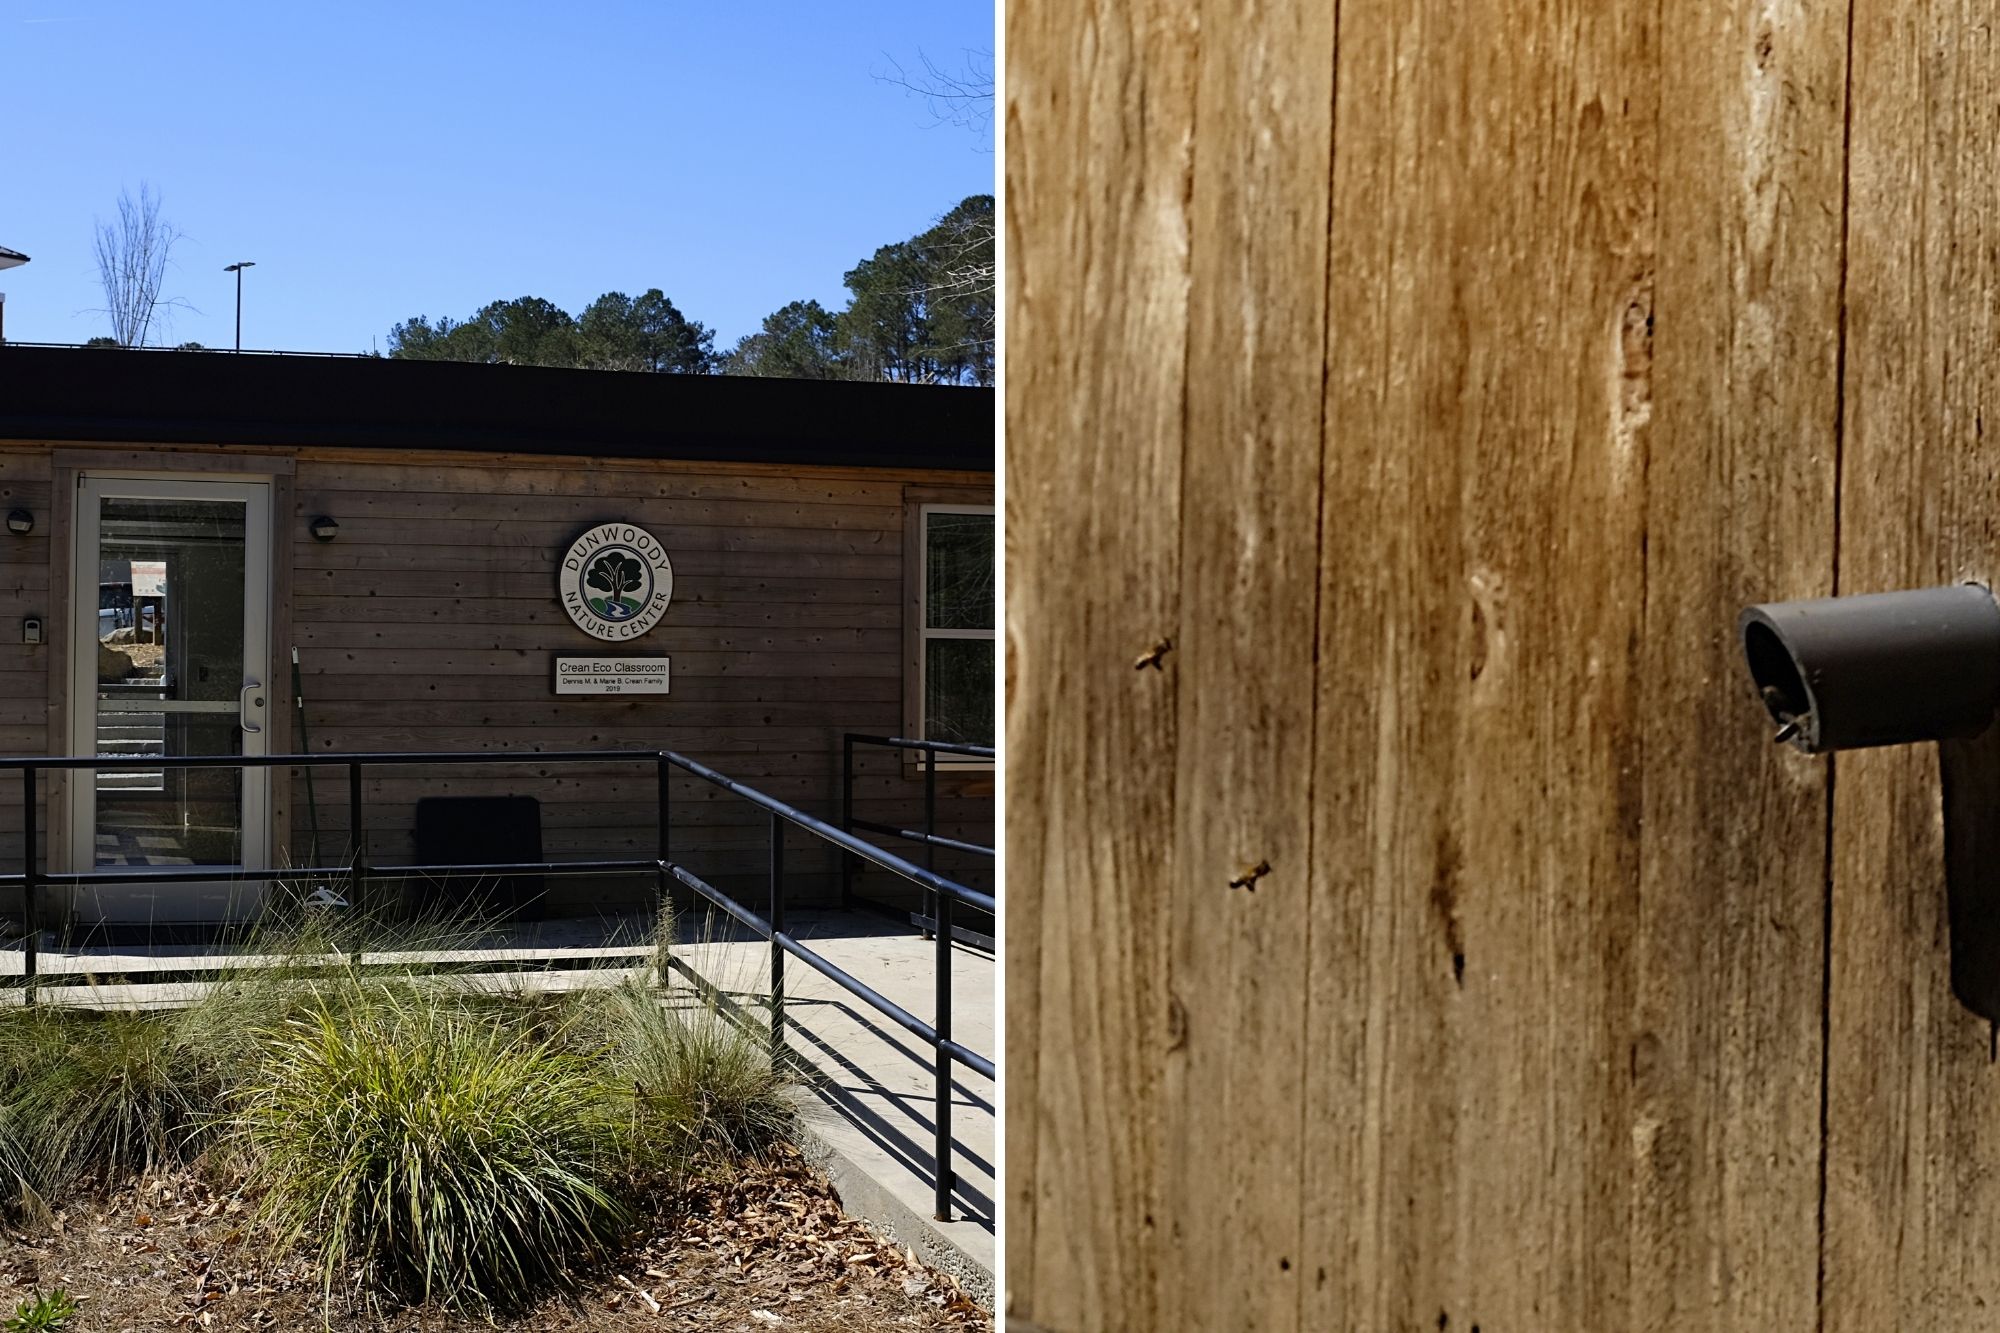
[
  {"xmin": 22, "ymin": 766, "xmax": 35, "ymax": 1001},
  {"xmin": 1739, "ymin": 583, "xmax": 2000, "ymax": 753}
]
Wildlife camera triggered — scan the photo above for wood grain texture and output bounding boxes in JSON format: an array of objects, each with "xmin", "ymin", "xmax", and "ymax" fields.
[
  {"xmin": 1300, "ymin": 1, "xmax": 1692, "ymax": 1327},
  {"xmin": 1631, "ymin": 2, "xmax": 1849, "ymax": 1328},
  {"xmin": 296, "ymin": 544, "xmax": 898, "ymax": 580},
  {"xmin": 42, "ymin": 460, "xmax": 70, "ymax": 880},
  {"xmin": 285, "ymin": 453, "xmax": 989, "ymax": 901},
  {"xmin": 0, "ymin": 449, "xmax": 55, "ymax": 888},
  {"xmin": 1003, "ymin": 0, "xmax": 1197, "ymax": 1326},
  {"xmin": 1006, "ymin": 0, "xmax": 1885, "ymax": 1328},
  {"xmin": 1164, "ymin": 3, "xmax": 1335, "ymax": 1331},
  {"xmin": 1822, "ymin": 2, "xmax": 2000, "ymax": 1327},
  {"xmin": 269, "ymin": 471, "xmax": 295, "ymax": 866}
]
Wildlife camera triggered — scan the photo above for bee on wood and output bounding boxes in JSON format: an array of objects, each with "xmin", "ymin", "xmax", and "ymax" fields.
[
  {"xmin": 1228, "ymin": 860, "xmax": 1270, "ymax": 892},
  {"xmin": 1762, "ymin": 685, "xmax": 1803, "ymax": 744}
]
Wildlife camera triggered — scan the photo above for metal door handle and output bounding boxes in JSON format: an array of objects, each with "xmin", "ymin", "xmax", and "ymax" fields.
[{"xmin": 240, "ymin": 681, "xmax": 265, "ymax": 735}]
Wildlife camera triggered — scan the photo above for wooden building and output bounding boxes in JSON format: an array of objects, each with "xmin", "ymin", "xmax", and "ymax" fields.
[{"xmin": 0, "ymin": 346, "xmax": 992, "ymax": 924}]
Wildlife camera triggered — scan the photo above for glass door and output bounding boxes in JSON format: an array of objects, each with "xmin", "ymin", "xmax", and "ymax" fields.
[{"xmin": 69, "ymin": 476, "xmax": 272, "ymax": 922}]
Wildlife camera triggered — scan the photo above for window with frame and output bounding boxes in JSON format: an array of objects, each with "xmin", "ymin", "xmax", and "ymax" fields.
[{"xmin": 919, "ymin": 504, "xmax": 995, "ymax": 750}]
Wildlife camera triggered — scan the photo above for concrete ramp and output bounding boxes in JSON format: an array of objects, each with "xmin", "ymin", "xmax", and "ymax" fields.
[{"xmin": 666, "ymin": 910, "xmax": 995, "ymax": 1305}]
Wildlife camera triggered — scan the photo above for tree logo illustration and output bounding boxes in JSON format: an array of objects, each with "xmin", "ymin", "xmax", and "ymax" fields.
[{"xmin": 585, "ymin": 551, "xmax": 646, "ymax": 619}]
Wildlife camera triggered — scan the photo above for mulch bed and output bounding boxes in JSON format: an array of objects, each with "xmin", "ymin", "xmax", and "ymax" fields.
[{"xmin": 0, "ymin": 1145, "xmax": 990, "ymax": 1331}]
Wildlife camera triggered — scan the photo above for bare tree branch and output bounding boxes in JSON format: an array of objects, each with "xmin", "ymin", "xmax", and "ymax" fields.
[
  {"xmin": 877, "ymin": 48, "xmax": 993, "ymax": 142},
  {"xmin": 89, "ymin": 184, "xmax": 195, "ymax": 346}
]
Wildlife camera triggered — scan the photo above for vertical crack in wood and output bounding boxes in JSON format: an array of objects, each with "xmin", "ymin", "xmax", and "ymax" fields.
[{"xmin": 1816, "ymin": 1, "xmax": 1860, "ymax": 1326}]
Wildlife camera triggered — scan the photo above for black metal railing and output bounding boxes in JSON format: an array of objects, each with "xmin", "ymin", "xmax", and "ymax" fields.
[
  {"xmin": 839, "ymin": 734, "xmax": 995, "ymax": 945},
  {"xmin": 0, "ymin": 748, "xmax": 994, "ymax": 1223},
  {"xmin": 661, "ymin": 749, "xmax": 994, "ymax": 1223}
]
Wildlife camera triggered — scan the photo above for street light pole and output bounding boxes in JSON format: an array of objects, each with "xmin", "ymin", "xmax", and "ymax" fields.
[{"xmin": 223, "ymin": 261, "xmax": 255, "ymax": 351}]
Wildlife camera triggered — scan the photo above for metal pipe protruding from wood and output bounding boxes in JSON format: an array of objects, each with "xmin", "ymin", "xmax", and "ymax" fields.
[{"xmin": 1740, "ymin": 583, "xmax": 2000, "ymax": 754}]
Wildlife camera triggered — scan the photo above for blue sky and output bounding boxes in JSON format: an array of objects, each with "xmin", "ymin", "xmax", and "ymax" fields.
[{"xmin": 0, "ymin": 2, "xmax": 994, "ymax": 352}]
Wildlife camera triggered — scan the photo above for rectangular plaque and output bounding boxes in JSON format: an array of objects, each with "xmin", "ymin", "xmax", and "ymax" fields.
[
  {"xmin": 130, "ymin": 560, "xmax": 167, "ymax": 597},
  {"xmin": 554, "ymin": 656, "xmax": 671, "ymax": 696}
]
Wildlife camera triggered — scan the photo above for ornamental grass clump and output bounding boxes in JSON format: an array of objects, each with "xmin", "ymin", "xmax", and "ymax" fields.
[
  {"xmin": 588, "ymin": 975, "xmax": 795, "ymax": 1178},
  {"xmin": 235, "ymin": 989, "xmax": 630, "ymax": 1312},
  {"xmin": 0, "ymin": 1007, "xmax": 214, "ymax": 1197},
  {"xmin": 0, "ymin": 1109, "xmax": 38, "ymax": 1221},
  {"xmin": 170, "ymin": 892, "xmax": 513, "ymax": 1096}
]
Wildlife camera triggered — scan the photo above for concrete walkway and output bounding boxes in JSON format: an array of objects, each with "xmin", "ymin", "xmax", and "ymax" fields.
[
  {"xmin": 669, "ymin": 912, "xmax": 996, "ymax": 1302},
  {"xmin": 0, "ymin": 907, "xmax": 997, "ymax": 1299}
]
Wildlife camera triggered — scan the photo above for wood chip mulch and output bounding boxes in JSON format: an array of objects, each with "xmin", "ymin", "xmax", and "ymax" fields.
[{"xmin": 0, "ymin": 1144, "xmax": 990, "ymax": 1331}]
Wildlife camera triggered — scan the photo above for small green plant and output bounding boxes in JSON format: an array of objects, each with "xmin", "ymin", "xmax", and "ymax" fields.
[
  {"xmin": 235, "ymin": 988, "xmax": 631, "ymax": 1312},
  {"xmin": 5, "ymin": 1289, "xmax": 79, "ymax": 1332}
]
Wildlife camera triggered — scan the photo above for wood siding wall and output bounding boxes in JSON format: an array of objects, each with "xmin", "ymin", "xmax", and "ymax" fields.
[
  {"xmin": 0, "ymin": 442, "xmax": 990, "ymax": 912},
  {"xmin": 0, "ymin": 449, "xmax": 53, "ymax": 893},
  {"xmin": 289, "ymin": 451, "xmax": 993, "ymax": 906},
  {"xmin": 1009, "ymin": 2, "xmax": 1995, "ymax": 1329}
]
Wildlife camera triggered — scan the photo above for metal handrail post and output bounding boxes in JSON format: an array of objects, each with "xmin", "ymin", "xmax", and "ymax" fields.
[
  {"xmin": 840, "ymin": 734, "xmax": 855, "ymax": 909},
  {"xmin": 21, "ymin": 766, "xmax": 35, "ymax": 1000},
  {"xmin": 347, "ymin": 761, "xmax": 367, "ymax": 971},
  {"xmin": 935, "ymin": 866, "xmax": 953, "ymax": 1220},
  {"xmin": 923, "ymin": 746, "xmax": 938, "ymax": 937},
  {"xmin": 656, "ymin": 753, "xmax": 671, "ymax": 929},
  {"xmin": 769, "ymin": 810, "xmax": 785, "ymax": 1057}
]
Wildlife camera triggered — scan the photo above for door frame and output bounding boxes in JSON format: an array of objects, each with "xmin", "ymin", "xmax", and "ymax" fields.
[{"xmin": 61, "ymin": 466, "xmax": 283, "ymax": 901}]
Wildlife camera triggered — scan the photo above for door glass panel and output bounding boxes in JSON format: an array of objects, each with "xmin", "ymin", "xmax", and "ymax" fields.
[{"xmin": 94, "ymin": 496, "xmax": 247, "ymax": 867}]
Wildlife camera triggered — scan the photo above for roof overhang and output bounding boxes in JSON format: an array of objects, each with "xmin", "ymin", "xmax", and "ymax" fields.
[{"xmin": 0, "ymin": 346, "xmax": 993, "ymax": 472}]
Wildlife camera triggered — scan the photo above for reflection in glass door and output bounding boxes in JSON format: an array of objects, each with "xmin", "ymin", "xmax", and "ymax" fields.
[{"xmin": 70, "ymin": 477, "xmax": 271, "ymax": 921}]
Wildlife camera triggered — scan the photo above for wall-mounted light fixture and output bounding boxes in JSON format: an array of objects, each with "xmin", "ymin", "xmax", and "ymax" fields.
[
  {"xmin": 6, "ymin": 510, "xmax": 33, "ymax": 536},
  {"xmin": 1740, "ymin": 582, "xmax": 2000, "ymax": 1022},
  {"xmin": 309, "ymin": 516, "xmax": 339, "ymax": 542}
]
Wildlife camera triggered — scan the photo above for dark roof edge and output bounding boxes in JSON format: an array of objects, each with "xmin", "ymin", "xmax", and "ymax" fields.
[
  {"xmin": 0, "ymin": 346, "xmax": 994, "ymax": 473},
  {"xmin": 0, "ymin": 414, "xmax": 987, "ymax": 470}
]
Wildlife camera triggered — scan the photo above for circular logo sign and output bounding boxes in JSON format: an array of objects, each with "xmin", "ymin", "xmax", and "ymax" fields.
[{"xmin": 558, "ymin": 522, "xmax": 674, "ymax": 641}]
